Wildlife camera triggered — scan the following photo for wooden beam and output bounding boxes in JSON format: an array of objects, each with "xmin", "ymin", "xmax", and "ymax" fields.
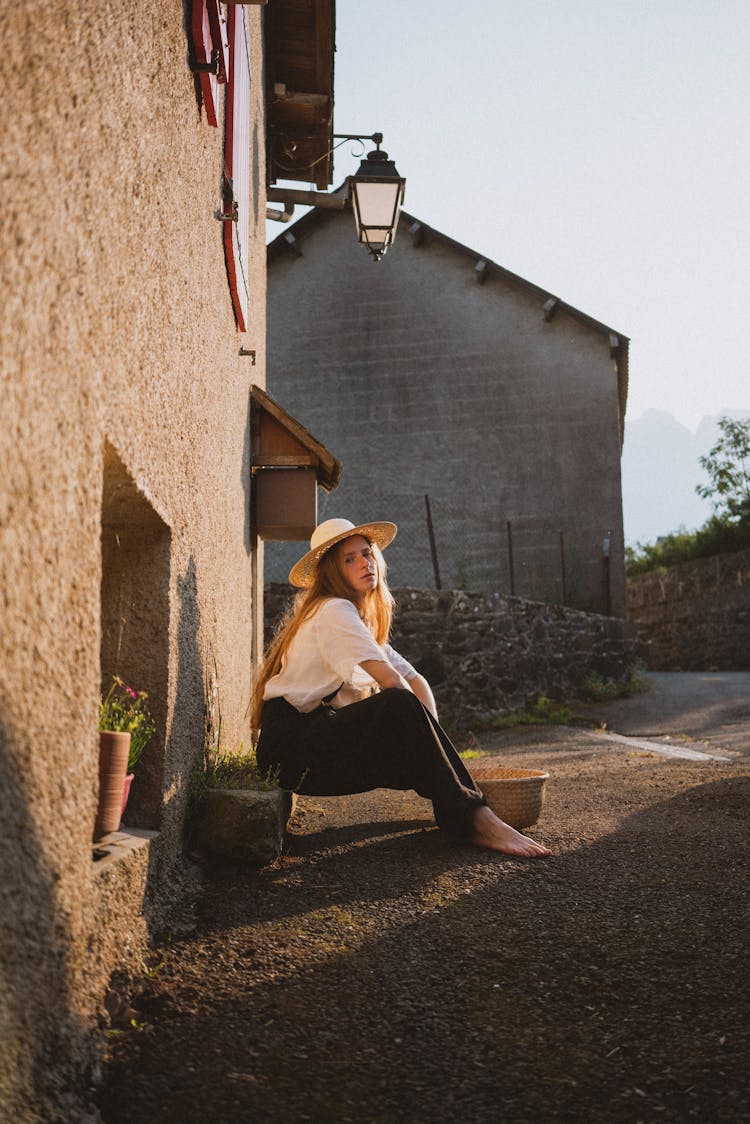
[
  {"xmin": 543, "ymin": 297, "xmax": 559, "ymax": 321},
  {"xmin": 252, "ymin": 454, "xmax": 319, "ymax": 468},
  {"xmin": 475, "ymin": 259, "xmax": 488, "ymax": 284},
  {"xmin": 314, "ymin": 0, "xmax": 333, "ymax": 91},
  {"xmin": 264, "ymin": 0, "xmax": 334, "ymax": 188},
  {"xmin": 609, "ymin": 332, "xmax": 620, "ymax": 356},
  {"xmin": 272, "ymin": 91, "xmax": 330, "ymax": 107},
  {"xmin": 409, "ymin": 221, "xmax": 423, "ymax": 247}
]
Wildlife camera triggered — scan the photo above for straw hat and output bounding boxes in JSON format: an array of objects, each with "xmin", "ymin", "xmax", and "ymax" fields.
[{"xmin": 288, "ymin": 518, "xmax": 397, "ymax": 588}]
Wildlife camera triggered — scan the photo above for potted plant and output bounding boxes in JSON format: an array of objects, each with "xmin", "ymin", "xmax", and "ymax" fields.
[
  {"xmin": 190, "ymin": 746, "xmax": 291, "ymax": 866},
  {"xmin": 95, "ymin": 677, "xmax": 155, "ymax": 841}
]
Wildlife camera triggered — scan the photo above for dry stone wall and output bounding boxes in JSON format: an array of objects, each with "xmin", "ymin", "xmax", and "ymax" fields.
[
  {"xmin": 265, "ymin": 585, "xmax": 635, "ymax": 728},
  {"xmin": 627, "ymin": 548, "xmax": 750, "ymax": 670}
]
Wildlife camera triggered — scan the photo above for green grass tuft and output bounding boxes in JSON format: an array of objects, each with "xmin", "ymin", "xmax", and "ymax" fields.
[
  {"xmin": 191, "ymin": 744, "xmax": 280, "ymax": 798},
  {"xmin": 474, "ymin": 694, "xmax": 573, "ymax": 730},
  {"xmin": 578, "ymin": 662, "xmax": 650, "ymax": 703}
]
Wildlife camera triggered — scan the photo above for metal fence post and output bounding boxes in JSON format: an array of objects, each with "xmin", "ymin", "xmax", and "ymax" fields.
[
  {"xmin": 424, "ymin": 494, "xmax": 442, "ymax": 590},
  {"xmin": 559, "ymin": 529, "xmax": 567, "ymax": 605},
  {"xmin": 602, "ymin": 530, "xmax": 612, "ymax": 616},
  {"xmin": 506, "ymin": 520, "xmax": 515, "ymax": 596}
]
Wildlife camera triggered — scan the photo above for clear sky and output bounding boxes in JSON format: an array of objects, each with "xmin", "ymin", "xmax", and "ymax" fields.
[{"xmin": 309, "ymin": 0, "xmax": 750, "ymax": 435}]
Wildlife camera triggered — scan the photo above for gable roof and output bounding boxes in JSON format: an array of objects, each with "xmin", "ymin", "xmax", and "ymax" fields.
[
  {"xmin": 251, "ymin": 384, "xmax": 342, "ymax": 491},
  {"xmin": 268, "ymin": 202, "xmax": 630, "ymax": 445}
]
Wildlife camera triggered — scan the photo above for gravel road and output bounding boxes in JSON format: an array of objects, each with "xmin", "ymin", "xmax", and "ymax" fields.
[{"xmin": 98, "ymin": 675, "xmax": 750, "ymax": 1123}]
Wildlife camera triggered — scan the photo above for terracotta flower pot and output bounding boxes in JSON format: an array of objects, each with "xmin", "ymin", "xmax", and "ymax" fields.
[
  {"xmin": 94, "ymin": 731, "xmax": 131, "ymax": 841},
  {"xmin": 121, "ymin": 772, "xmax": 135, "ymax": 816}
]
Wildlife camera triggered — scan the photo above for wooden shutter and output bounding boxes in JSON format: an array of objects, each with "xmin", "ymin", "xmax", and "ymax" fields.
[
  {"xmin": 223, "ymin": 4, "xmax": 251, "ymax": 332},
  {"xmin": 191, "ymin": 0, "xmax": 229, "ymax": 128}
]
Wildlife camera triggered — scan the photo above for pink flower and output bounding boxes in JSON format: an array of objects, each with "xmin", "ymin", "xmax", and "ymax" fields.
[{"xmin": 126, "ymin": 686, "xmax": 137, "ymax": 699}]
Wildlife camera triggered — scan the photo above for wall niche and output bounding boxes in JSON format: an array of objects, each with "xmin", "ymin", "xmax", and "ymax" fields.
[{"xmin": 100, "ymin": 441, "xmax": 170, "ymax": 830}]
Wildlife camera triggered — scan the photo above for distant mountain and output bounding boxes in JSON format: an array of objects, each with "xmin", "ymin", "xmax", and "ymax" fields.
[{"xmin": 621, "ymin": 409, "xmax": 749, "ymax": 546}]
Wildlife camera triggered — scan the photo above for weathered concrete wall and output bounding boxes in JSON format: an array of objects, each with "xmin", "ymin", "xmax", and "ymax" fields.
[
  {"xmin": 265, "ymin": 585, "xmax": 635, "ymax": 729},
  {"xmin": 266, "ymin": 211, "xmax": 627, "ymax": 617},
  {"xmin": 627, "ymin": 549, "xmax": 750, "ymax": 670},
  {"xmin": 1, "ymin": 3, "xmax": 266, "ymax": 1116}
]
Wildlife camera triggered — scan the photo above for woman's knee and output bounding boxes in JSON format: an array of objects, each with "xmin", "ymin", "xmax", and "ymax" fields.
[{"xmin": 377, "ymin": 686, "xmax": 427, "ymax": 721}]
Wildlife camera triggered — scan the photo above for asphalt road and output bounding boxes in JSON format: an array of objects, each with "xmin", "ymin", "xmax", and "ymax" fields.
[{"xmin": 576, "ymin": 670, "xmax": 750, "ymax": 758}]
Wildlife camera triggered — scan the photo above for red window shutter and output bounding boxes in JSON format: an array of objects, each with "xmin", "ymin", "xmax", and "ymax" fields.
[
  {"xmin": 223, "ymin": 4, "xmax": 251, "ymax": 333},
  {"xmin": 206, "ymin": 0, "xmax": 229, "ymax": 84},
  {"xmin": 191, "ymin": 0, "xmax": 228, "ymax": 128}
]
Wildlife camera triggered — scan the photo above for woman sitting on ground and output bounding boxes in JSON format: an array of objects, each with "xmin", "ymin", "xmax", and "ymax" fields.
[{"xmin": 252, "ymin": 518, "xmax": 550, "ymax": 858}]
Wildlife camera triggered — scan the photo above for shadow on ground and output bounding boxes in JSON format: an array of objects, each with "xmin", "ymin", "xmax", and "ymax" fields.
[{"xmin": 98, "ymin": 735, "xmax": 750, "ymax": 1124}]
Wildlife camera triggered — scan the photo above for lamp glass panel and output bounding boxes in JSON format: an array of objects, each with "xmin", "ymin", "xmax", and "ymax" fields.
[
  {"xmin": 353, "ymin": 181, "xmax": 400, "ymax": 227},
  {"xmin": 362, "ymin": 228, "xmax": 390, "ymax": 244}
]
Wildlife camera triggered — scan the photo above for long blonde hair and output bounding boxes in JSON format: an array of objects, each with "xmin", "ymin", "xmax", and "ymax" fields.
[{"xmin": 250, "ymin": 538, "xmax": 394, "ymax": 731}]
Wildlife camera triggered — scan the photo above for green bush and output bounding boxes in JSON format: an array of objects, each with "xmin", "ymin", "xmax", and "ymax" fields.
[
  {"xmin": 627, "ymin": 415, "xmax": 750, "ymax": 577},
  {"xmin": 579, "ymin": 663, "xmax": 649, "ymax": 702},
  {"xmin": 474, "ymin": 694, "xmax": 573, "ymax": 730},
  {"xmin": 626, "ymin": 514, "xmax": 750, "ymax": 577}
]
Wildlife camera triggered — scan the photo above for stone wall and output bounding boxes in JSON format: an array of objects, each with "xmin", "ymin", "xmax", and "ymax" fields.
[
  {"xmin": 627, "ymin": 548, "xmax": 750, "ymax": 670},
  {"xmin": 265, "ymin": 585, "xmax": 635, "ymax": 729}
]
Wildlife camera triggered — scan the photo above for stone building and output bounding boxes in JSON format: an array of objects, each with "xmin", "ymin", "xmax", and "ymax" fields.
[
  {"xmin": 0, "ymin": 3, "xmax": 338, "ymax": 1117},
  {"xmin": 267, "ymin": 207, "xmax": 630, "ymax": 617}
]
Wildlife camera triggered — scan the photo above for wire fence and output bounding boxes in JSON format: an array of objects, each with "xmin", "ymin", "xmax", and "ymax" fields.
[{"xmin": 263, "ymin": 494, "xmax": 615, "ymax": 614}]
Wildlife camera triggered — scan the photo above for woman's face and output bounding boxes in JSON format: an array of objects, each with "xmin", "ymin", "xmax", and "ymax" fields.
[{"xmin": 336, "ymin": 535, "xmax": 379, "ymax": 598}]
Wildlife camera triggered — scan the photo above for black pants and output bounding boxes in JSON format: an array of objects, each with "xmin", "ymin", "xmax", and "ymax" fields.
[{"xmin": 256, "ymin": 688, "xmax": 485, "ymax": 839}]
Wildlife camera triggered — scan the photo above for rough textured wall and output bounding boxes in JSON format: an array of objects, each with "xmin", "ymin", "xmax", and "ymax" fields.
[
  {"xmin": 628, "ymin": 549, "xmax": 750, "ymax": 670},
  {"xmin": 265, "ymin": 585, "xmax": 635, "ymax": 729},
  {"xmin": 1, "ymin": 3, "xmax": 266, "ymax": 1116},
  {"xmin": 266, "ymin": 212, "xmax": 626, "ymax": 617}
]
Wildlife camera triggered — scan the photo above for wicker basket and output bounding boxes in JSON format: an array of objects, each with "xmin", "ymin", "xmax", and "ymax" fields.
[{"xmin": 469, "ymin": 765, "xmax": 549, "ymax": 829}]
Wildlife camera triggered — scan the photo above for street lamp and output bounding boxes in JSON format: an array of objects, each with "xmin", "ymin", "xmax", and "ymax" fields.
[
  {"xmin": 347, "ymin": 134, "xmax": 406, "ymax": 261},
  {"xmin": 266, "ymin": 131, "xmax": 406, "ymax": 261}
]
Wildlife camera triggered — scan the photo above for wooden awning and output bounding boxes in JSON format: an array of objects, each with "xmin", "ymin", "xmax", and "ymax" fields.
[
  {"xmin": 264, "ymin": 0, "xmax": 335, "ymax": 189},
  {"xmin": 250, "ymin": 385, "xmax": 341, "ymax": 491}
]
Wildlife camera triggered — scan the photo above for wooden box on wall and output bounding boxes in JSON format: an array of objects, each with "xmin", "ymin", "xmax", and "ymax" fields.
[
  {"xmin": 251, "ymin": 385, "xmax": 341, "ymax": 542},
  {"xmin": 255, "ymin": 466, "xmax": 317, "ymax": 540}
]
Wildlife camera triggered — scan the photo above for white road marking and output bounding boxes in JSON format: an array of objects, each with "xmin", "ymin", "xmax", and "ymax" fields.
[{"xmin": 586, "ymin": 729, "xmax": 731, "ymax": 762}]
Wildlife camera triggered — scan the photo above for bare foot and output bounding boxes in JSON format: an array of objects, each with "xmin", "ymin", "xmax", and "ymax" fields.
[{"xmin": 471, "ymin": 805, "xmax": 551, "ymax": 858}]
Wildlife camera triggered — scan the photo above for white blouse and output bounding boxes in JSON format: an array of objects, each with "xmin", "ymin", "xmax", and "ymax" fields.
[{"xmin": 263, "ymin": 597, "xmax": 417, "ymax": 713}]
